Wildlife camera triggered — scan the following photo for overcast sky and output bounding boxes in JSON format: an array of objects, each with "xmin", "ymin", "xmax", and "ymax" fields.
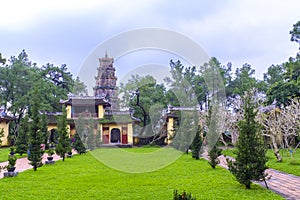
[{"xmin": 1, "ymin": 0, "xmax": 300, "ymax": 87}]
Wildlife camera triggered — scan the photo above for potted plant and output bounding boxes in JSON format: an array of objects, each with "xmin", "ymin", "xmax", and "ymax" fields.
[
  {"xmin": 67, "ymin": 146, "xmax": 73, "ymax": 158},
  {"xmin": 9, "ymin": 146, "xmax": 16, "ymax": 156},
  {"xmin": 7, "ymin": 154, "xmax": 17, "ymax": 172},
  {"xmin": 45, "ymin": 148, "xmax": 55, "ymax": 164},
  {"xmin": 47, "ymin": 148, "xmax": 55, "ymax": 161}
]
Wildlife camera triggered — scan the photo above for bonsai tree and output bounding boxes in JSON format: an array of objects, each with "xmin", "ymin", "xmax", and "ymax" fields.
[
  {"xmin": 67, "ymin": 146, "xmax": 72, "ymax": 156},
  {"xmin": 7, "ymin": 154, "xmax": 17, "ymax": 172},
  {"xmin": 9, "ymin": 146, "xmax": 16, "ymax": 156},
  {"xmin": 47, "ymin": 148, "xmax": 55, "ymax": 157}
]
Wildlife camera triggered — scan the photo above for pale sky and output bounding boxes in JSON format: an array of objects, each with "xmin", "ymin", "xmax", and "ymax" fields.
[{"xmin": 1, "ymin": 0, "xmax": 300, "ymax": 86}]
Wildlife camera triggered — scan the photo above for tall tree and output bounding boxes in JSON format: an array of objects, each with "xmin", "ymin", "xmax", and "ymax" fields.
[
  {"xmin": 120, "ymin": 74, "xmax": 167, "ymax": 136},
  {"xmin": 228, "ymin": 64, "xmax": 260, "ymax": 97},
  {"xmin": 228, "ymin": 90, "xmax": 268, "ymax": 189},
  {"xmin": 28, "ymin": 86, "xmax": 44, "ymax": 171},
  {"xmin": 72, "ymin": 76, "xmax": 88, "ymax": 96},
  {"xmin": 290, "ymin": 20, "xmax": 300, "ymax": 49},
  {"xmin": 191, "ymin": 125, "xmax": 203, "ymax": 159},
  {"xmin": 56, "ymin": 105, "xmax": 70, "ymax": 161},
  {"xmin": 15, "ymin": 115, "xmax": 29, "ymax": 156},
  {"xmin": 266, "ymin": 56, "xmax": 300, "ymax": 106},
  {"xmin": 0, "ymin": 50, "xmax": 75, "ymax": 145},
  {"xmin": 0, "ymin": 53, "xmax": 6, "ymax": 65}
]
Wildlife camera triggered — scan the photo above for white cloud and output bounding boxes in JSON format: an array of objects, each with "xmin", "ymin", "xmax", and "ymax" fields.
[{"xmin": 0, "ymin": 0, "xmax": 110, "ymax": 30}]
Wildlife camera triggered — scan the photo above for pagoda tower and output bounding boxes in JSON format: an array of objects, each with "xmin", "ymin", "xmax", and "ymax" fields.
[
  {"xmin": 94, "ymin": 52, "xmax": 117, "ymax": 98},
  {"xmin": 94, "ymin": 53, "xmax": 118, "ymax": 109}
]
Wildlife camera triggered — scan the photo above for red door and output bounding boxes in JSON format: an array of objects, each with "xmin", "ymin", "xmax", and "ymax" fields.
[
  {"xmin": 122, "ymin": 126, "xmax": 128, "ymax": 144},
  {"xmin": 102, "ymin": 127, "xmax": 109, "ymax": 144}
]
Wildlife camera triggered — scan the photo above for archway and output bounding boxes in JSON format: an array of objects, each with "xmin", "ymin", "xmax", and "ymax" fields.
[{"xmin": 110, "ymin": 128, "xmax": 121, "ymax": 143}]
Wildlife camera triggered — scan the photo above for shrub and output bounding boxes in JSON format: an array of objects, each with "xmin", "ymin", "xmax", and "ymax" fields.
[
  {"xmin": 8, "ymin": 154, "xmax": 17, "ymax": 169},
  {"xmin": 173, "ymin": 190, "xmax": 196, "ymax": 200}
]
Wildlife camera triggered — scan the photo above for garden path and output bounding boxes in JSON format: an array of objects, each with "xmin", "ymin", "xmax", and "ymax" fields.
[
  {"xmin": 202, "ymin": 151, "xmax": 300, "ymax": 200},
  {"xmin": 0, "ymin": 153, "xmax": 63, "ymax": 179}
]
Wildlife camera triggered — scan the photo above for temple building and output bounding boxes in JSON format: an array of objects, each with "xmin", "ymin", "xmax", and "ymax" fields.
[
  {"xmin": 47, "ymin": 53, "xmax": 136, "ymax": 146},
  {"xmin": 0, "ymin": 108, "xmax": 14, "ymax": 146}
]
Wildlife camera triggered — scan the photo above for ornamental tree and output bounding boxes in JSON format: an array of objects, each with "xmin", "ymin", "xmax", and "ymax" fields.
[
  {"xmin": 228, "ymin": 90, "xmax": 268, "ymax": 189},
  {"xmin": 56, "ymin": 105, "xmax": 70, "ymax": 161},
  {"xmin": 28, "ymin": 87, "xmax": 44, "ymax": 171}
]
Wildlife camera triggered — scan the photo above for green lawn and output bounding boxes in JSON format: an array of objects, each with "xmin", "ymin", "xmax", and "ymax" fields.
[
  {"xmin": 0, "ymin": 147, "xmax": 27, "ymax": 162},
  {"xmin": 222, "ymin": 148, "xmax": 300, "ymax": 176},
  {"xmin": 0, "ymin": 148, "xmax": 282, "ymax": 200}
]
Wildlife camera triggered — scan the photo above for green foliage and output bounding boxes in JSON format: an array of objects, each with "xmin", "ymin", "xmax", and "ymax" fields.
[
  {"xmin": 47, "ymin": 148, "xmax": 55, "ymax": 156},
  {"xmin": 0, "ymin": 52, "xmax": 6, "ymax": 64},
  {"xmin": 7, "ymin": 154, "xmax": 17, "ymax": 169},
  {"xmin": 0, "ymin": 149, "xmax": 282, "ymax": 200},
  {"xmin": 228, "ymin": 91, "xmax": 268, "ymax": 189},
  {"xmin": 40, "ymin": 113, "xmax": 49, "ymax": 148},
  {"xmin": 15, "ymin": 116, "xmax": 29, "ymax": 156},
  {"xmin": 86, "ymin": 118, "xmax": 97, "ymax": 150},
  {"xmin": 290, "ymin": 20, "xmax": 300, "ymax": 48},
  {"xmin": 56, "ymin": 105, "xmax": 70, "ymax": 161},
  {"xmin": 224, "ymin": 148, "xmax": 300, "ymax": 176},
  {"xmin": 0, "ymin": 50, "xmax": 74, "ymax": 144},
  {"xmin": 171, "ymin": 111, "xmax": 198, "ymax": 153},
  {"xmin": 72, "ymin": 133, "xmax": 86, "ymax": 155},
  {"xmin": 28, "ymin": 86, "xmax": 44, "ymax": 171},
  {"xmin": 208, "ymin": 146, "xmax": 222, "ymax": 169},
  {"xmin": 119, "ymin": 74, "xmax": 167, "ymax": 131},
  {"xmin": 95, "ymin": 129, "xmax": 102, "ymax": 148},
  {"xmin": 173, "ymin": 190, "xmax": 196, "ymax": 200},
  {"xmin": 72, "ymin": 76, "xmax": 88, "ymax": 96},
  {"xmin": 191, "ymin": 125, "xmax": 203, "ymax": 160}
]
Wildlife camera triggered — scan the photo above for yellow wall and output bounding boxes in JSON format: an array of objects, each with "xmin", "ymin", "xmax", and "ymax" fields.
[
  {"xmin": 66, "ymin": 105, "xmax": 71, "ymax": 119},
  {"xmin": 127, "ymin": 123, "xmax": 133, "ymax": 144},
  {"xmin": 0, "ymin": 121, "xmax": 9, "ymax": 146},
  {"xmin": 47, "ymin": 125, "xmax": 58, "ymax": 131},
  {"xmin": 167, "ymin": 117, "xmax": 174, "ymax": 144},
  {"xmin": 98, "ymin": 105, "xmax": 104, "ymax": 119}
]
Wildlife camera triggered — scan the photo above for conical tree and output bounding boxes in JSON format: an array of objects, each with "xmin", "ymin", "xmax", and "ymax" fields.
[
  {"xmin": 87, "ymin": 117, "xmax": 96, "ymax": 150},
  {"xmin": 208, "ymin": 145, "xmax": 222, "ymax": 168},
  {"xmin": 28, "ymin": 87, "xmax": 44, "ymax": 171},
  {"xmin": 191, "ymin": 125, "xmax": 203, "ymax": 159},
  {"xmin": 56, "ymin": 105, "xmax": 70, "ymax": 161},
  {"xmin": 206, "ymin": 105, "xmax": 222, "ymax": 169},
  {"xmin": 228, "ymin": 91, "xmax": 268, "ymax": 189},
  {"xmin": 41, "ymin": 113, "xmax": 49, "ymax": 149},
  {"xmin": 73, "ymin": 133, "xmax": 86, "ymax": 155},
  {"xmin": 15, "ymin": 116, "xmax": 29, "ymax": 156}
]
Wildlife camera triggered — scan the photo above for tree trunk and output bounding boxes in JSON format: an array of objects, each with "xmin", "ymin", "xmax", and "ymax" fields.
[{"xmin": 270, "ymin": 135, "xmax": 282, "ymax": 162}]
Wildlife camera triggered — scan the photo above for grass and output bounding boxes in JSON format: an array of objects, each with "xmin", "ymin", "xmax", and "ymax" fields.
[
  {"xmin": 0, "ymin": 148, "xmax": 282, "ymax": 200},
  {"xmin": 222, "ymin": 148, "xmax": 300, "ymax": 176},
  {"xmin": 0, "ymin": 147, "xmax": 27, "ymax": 162}
]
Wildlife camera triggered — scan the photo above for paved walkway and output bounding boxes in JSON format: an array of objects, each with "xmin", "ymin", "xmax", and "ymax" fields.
[
  {"xmin": 0, "ymin": 153, "xmax": 63, "ymax": 179},
  {"xmin": 204, "ymin": 152, "xmax": 300, "ymax": 200}
]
